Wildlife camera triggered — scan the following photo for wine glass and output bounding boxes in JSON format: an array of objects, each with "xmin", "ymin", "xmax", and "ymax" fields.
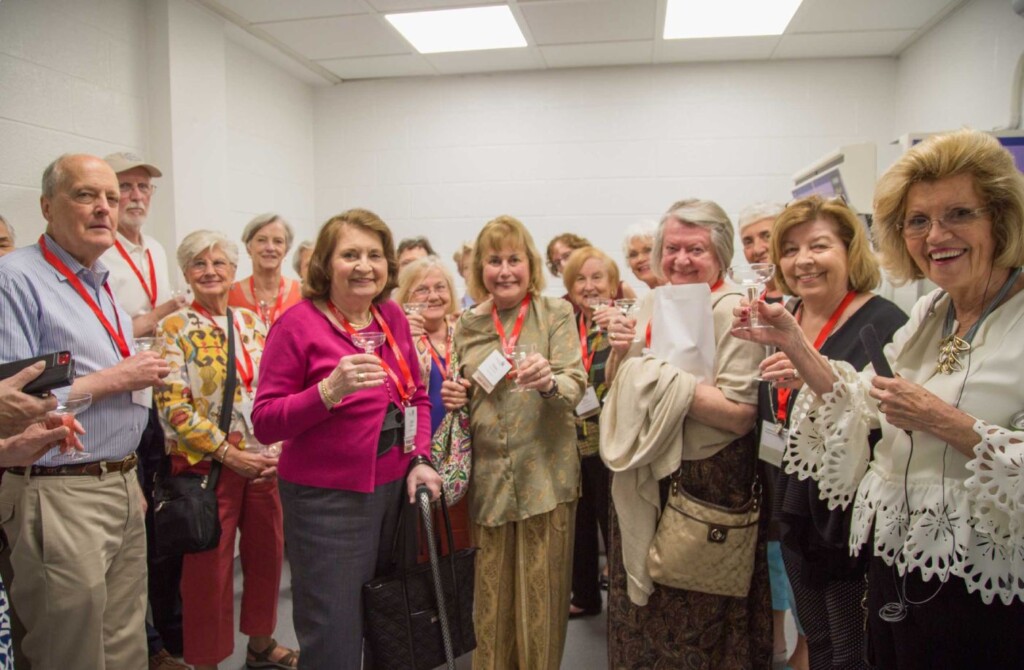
[
  {"xmin": 584, "ymin": 298, "xmax": 613, "ymax": 334},
  {"xmin": 352, "ymin": 331, "xmax": 386, "ymax": 355},
  {"xmin": 250, "ymin": 441, "xmax": 282, "ymax": 458},
  {"xmin": 506, "ymin": 343, "xmax": 536, "ymax": 392},
  {"xmin": 170, "ymin": 287, "xmax": 191, "ymax": 307},
  {"xmin": 402, "ymin": 302, "xmax": 428, "ymax": 316},
  {"xmin": 55, "ymin": 392, "xmax": 92, "ymax": 461},
  {"xmin": 727, "ymin": 263, "xmax": 775, "ymax": 329},
  {"xmin": 614, "ymin": 298, "xmax": 641, "ymax": 342},
  {"xmin": 133, "ymin": 337, "xmax": 160, "ymax": 353}
]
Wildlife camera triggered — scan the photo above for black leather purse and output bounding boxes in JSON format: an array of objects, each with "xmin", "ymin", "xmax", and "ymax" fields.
[
  {"xmin": 363, "ymin": 487, "xmax": 477, "ymax": 670},
  {"xmin": 152, "ymin": 308, "xmax": 238, "ymax": 556}
]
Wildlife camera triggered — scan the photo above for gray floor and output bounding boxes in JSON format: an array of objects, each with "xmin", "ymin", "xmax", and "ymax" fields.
[{"xmin": 211, "ymin": 557, "xmax": 793, "ymax": 669}]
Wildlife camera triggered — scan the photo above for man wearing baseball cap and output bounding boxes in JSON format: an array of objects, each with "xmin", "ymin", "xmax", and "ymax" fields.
[{"xmin": 101, "ymin": 152, "xmax": 189, "ymax": 670}]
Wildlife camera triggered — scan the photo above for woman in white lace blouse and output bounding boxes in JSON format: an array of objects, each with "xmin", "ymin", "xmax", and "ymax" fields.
[{"xmin": 733, "ymin": 129, "xmax": 1024, "ymax": 668}]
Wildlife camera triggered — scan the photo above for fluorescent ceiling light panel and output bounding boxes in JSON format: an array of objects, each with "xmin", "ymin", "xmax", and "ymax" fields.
[
  {"xmin": 664, "ymin": 0, "xmax": 804, "ymax": 39},
  {"xmin": 386, "ymin": 6, "xmax": 527, "ymax": 54}
]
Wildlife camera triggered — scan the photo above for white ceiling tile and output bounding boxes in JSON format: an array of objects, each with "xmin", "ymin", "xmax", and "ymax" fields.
[
  {"xmin": 259, "ymin": 15, "xmax": 411, "ymax": 60},
  {"xmin": 520, "ymin": 0, "xmax": 657, "ymax": 45},
  {"xmin": 426, "ymin": 47, "xmax": 546, "ymax": 74},
  {"xmin": 318, "ymin": 54, "xmax": 437, "ymax": 79},
  {"xmin": 216, "ymin": 0, "xmax": 371, "ymax": 24},
  {"xmin": 655, "ymin": 36, "xmax": 779, "ymax": 63},
  {"xmin": 773, "ymin": 30, "xmax": 915, "ymax": 59},
  {"xmin": 540, "ymin": 41, "xmax": 653, "ymax": 68},
  {"xmin": 787, "ymin": 0, "xmax": 961, "ymax": 33},
  {"xmin": 366, "ymin": 0, "xmax": 503, "ymax": 11}
]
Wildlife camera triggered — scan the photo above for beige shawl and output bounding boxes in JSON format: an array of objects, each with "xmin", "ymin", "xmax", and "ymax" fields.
[{"xmin": 599, "ymin": 354, "xmax": 695, "ymax": 606}]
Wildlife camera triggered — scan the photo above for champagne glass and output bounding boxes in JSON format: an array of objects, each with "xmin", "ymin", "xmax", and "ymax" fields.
[
  {"xmin": 170, "ymin": 287, "xmax": 190, "ymax": 307},
  {"xmin": 352, "ymin": 331, "xmax": 386, "ymax": 355},
  {"xmin": 55, "ymin": 392, "xmax": 92, "ymax": 461},
  {"xmin": 614, "ymin": 298, "xmax": 640, "ymax": 342},
  {"xmin": 402, "ymin": 302, "xmax": 428, "ymax": 316},
  {"xmin": 585, "ymin": 298, "xmax": 613, "ymax": 334},
  {"xmin": 249, "ymin": 441, "xmax": 282, "ymax": 458},
  {"xmin": 727, "ymin": 263, "xmax": 775, "ymax": 329},
  {"xmin": 133, "ymin": 337, "xmax": 160, "ymax": 354},
  {"xmin": 507, "ymin": 343, "xmax": 536, "ymax": 392}
]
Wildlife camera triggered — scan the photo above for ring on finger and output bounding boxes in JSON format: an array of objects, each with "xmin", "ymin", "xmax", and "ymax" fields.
[
  {"xmin": 357, "ymin": 372, "xmax": 365, "ymax": 383},
  {"xmin": 791, "ymin": 369, "xmax": 800, "ymax": 380}
]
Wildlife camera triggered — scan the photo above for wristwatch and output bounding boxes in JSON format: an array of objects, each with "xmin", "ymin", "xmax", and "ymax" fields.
[{"xmin": 539, "ymin": 378, "xmax": 559, "ymax": 398}]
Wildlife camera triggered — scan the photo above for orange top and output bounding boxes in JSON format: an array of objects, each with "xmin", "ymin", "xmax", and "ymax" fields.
[{"xmin": 228, "ymin": 275, "xmax": 303, "ymax": 325}]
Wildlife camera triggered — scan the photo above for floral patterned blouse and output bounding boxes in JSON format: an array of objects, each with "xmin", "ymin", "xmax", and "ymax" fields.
[{"xmin": 155, "ymin": 306, "xmax": 268, "ymax": 464}]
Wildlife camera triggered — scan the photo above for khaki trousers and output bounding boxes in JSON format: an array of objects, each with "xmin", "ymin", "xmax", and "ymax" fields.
[
  {"xmin": 0, "ymin": 469, "xmax": 148, "ymax": 669},
  {"xmin": 472, "ymin": 501, "xmax": 576, "ymax": 670}
]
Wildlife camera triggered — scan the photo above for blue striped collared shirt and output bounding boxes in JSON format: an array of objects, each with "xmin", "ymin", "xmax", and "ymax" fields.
[{"xmin": 0, "ymin": 235, "xmax": 147, "ymax": 465}]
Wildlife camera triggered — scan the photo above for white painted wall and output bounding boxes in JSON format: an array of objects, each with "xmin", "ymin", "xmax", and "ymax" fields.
[
  {"xmin": 314, "ymin": 58, "xmax": 900, "ymax": 295},
  {"xmin": 0, "ymin": 0, "xmax": 148, "ymax": 241}
]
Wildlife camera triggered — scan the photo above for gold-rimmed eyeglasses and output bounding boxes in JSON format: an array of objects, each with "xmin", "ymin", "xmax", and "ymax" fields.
[{"xmin": 898, "ymin": 207, "xmax": 988, "ymax": 239}]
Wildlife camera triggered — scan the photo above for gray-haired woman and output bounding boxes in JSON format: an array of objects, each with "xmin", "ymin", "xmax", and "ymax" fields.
[{"xmin": 229, "ymin": 213, "xmax": 302, "ymax": 325}]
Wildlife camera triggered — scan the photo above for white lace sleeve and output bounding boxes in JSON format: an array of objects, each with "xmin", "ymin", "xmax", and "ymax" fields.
[
  {"xmin": 964, "ymin": 420, "xmax": 1024, "ymax": 547},
  {"xmin": 785, "ymin": 359, "xmax": 875, "ymax": 510}
]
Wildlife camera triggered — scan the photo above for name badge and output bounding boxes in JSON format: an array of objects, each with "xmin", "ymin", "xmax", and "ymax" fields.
[
  {"xmin": 575, "ymin": 386, "xmax": 601, "ymax": 418},
  {"xmin": 759, "ymin": 420, "xmax": 787, "ymax": 468},
  {"xmin": 236, "ymin": 394, "xmax": 254, "ymax": 432},
  {"xmin": 403, "ymin": 406, "xmax": 418, "ymax": 453},
  {"xmin": 471, "ymin": 350, "xmax": 512, "ymax": 394},
  {"xmin": 131, "ymin": 387, "xmax": 153, "ymax": 409}
]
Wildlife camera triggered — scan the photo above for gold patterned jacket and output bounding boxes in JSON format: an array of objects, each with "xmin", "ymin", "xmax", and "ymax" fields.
[
  {"xmin": 454, "ymin": 295, "xmax": 586, "ymax": 527},
  {"xmin": 155, "ymin": 307, "xmax": 267, "ymax": 464}
]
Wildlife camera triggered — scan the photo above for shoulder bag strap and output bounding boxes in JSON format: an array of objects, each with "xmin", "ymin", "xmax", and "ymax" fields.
[{"xmin": 209, "ymin": 307, "xmax": 238, "ymax": 489}]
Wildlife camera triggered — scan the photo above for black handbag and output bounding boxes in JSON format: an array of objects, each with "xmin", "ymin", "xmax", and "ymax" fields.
[
  {"xmin": 152, "ymin": 308, "xmax": 238, "ymax": 556},
  {"xmin": 363, "ymin": 487, "xmax": 477, "ymax": 670}
]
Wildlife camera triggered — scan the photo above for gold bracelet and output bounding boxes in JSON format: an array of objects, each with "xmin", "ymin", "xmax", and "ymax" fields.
[
  {"xmin": 214, "ymin": 442, "xmax": 230, "ymax": 462},
  {"xmin": 318, "ymin": 379, "xmax": 338, "ymax": 409}
]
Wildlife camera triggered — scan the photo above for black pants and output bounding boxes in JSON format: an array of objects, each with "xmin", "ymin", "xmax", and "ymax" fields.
[
  {"xmin": 865, "ymin": 556, "xmax": 1024, "ymax": 669},
  {"xmin": 570, "ymin": 455, "xmax": 610, "ymax": 611},
  {"xmin": 138, "ymin": 407, "xmax": 185, "ymax": 655}
]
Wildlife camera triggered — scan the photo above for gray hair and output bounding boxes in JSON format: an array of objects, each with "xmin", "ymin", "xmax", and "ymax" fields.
[
  {"xmin": 291, "ymin": 239, "xmax": 314, "ymax": 275},
  {"xmin": 176, "ymin": 230, "xmax": 239, "ymax": 274},
  {"xmin": 394, "ymin": 255, "xmax": 460, "ymax": 317},
  {"xmin": 241, "ymin": 213, "xmax": 294, "ymax": 251},
  {"xmin": 621, "ymin": 220, "xmax": 658, "ymax": 257},
  {"xmin": 737, "ymin": 202, "xmax": 784, "ymax": 232},
  {"xmin": 41, "ymin": 154, "xmax": 73, "ymax": 199},
  {"xmin": 0, "ymin": 215, "xmax": 12, "ymax": 243},
  {"xmin": 652, "ymin": 199, "xmax": 734, "ymax": 282}
]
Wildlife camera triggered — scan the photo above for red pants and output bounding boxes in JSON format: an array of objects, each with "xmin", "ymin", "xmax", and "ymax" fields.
[{"xmin": 171, "ymin": 456, "xmax": 284, "ymax": 665}]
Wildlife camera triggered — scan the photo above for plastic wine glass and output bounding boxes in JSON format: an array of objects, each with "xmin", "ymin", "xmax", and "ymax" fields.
[
  {"xmin": 507, "ymin": 343, "xmax": 536, "ymax": 392},
  {"xmin": 55, "ymin": 392, "xmax": 93, "ymax": 461},
  {"xmin": 352, "ymin": 331, "xmax": 386, "ymax": 355},
  {"xmin": 585, "ymin": 298, "xmax": 613, "ymax": 333},
  {"xmin": 727, "ymin": 263, "xmax": 775, "ymax": 329},
  {"xmin": 402, "ymin": 302, "xmax": 428, "ymax": 316},
  {"xmin": 133, "ymin": 337, "xmax": 160, "ymax": 353},
  {"xmin": 614, "ymin": 298, "xmax": 641, "ymax": 342}
]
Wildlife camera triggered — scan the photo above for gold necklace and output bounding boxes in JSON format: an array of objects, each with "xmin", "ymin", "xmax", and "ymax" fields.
[{"xmin": 936, "ymin": 267, "xmax": 1021, "ymax": 374}]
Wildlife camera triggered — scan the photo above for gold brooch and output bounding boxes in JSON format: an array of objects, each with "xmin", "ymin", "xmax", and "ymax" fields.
[{"xmin": 936, "ymin": 334, "xmax": 970, "ymax": 374}]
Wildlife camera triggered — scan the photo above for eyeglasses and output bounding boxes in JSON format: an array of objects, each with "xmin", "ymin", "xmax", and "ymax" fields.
[
  {"xmin": 412, "ymin": 284, "xmax": 450, "ymax": 299},
  {"xmin": 899, "ymin": 207, "xmax": 988, "ymax": 239},
  {"xmin": 188, "ymin": 258, "xmax": 232, "ymax": 273},
  {"xmin": 119, "ymin": 182, "xmax": 157, "ymax": 196}
]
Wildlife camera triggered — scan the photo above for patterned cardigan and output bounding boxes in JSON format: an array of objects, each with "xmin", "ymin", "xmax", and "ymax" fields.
[{"xmin": 155, "ymin": 306, "xmax": 267, "ymax": 465}]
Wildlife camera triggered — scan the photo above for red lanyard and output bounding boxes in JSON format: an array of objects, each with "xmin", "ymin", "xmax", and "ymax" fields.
[
  {"xmin": 329, "ymin": 303, "xmax": 416, "ymax": 404},
  {"xmin": 578, "ymin": 313, "xmax": 597, "ymax": 374},
  {"xmin": 491, "ymin": 294, "xmax": 531, "ymax": 355},
  {"xmin": 40, "ymin": 235, "xmax": 130, "ymax": 359},
  {"xmin": 250, "ymin": 275, "xmax": 286, "ymax": 324},
  {"xmin": 192, "ymin": 302, "xmax": 256, "ymax": 394},
  {"xmin": 775, "ymin": 290, "xmax": 858, "ymax": 423},
  {"xmin": 644, "ymin": 278, "xmax": 724, "ymax": 348},
  {"xmin": 114, "ymin": 240, "xmax": 157, "ymax": 308},
  {"xmin": 423, "ymin": 330, "xmax": 451, "ymax": 378}
]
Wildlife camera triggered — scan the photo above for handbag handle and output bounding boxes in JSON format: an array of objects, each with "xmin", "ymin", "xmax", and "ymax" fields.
[{"xmin": 207, "ymin": 307, "xmax": 239, "ymax": 490}]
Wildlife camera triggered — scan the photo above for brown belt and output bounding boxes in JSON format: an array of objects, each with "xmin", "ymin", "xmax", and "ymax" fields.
[{"xmin": 7, "ymin": 453, "xmax": 138, "ymax": 478}]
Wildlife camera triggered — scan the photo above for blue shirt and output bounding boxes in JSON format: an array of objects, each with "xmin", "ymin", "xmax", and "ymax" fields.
[{"xmin": 0, "ymin": 235, "xmax": 147, "ymax": 465}]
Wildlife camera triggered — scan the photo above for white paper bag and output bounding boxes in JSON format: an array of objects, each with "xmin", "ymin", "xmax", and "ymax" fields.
[{"xmin": 649, "ymin": 284, "xmax": 716, "ymax": 384}]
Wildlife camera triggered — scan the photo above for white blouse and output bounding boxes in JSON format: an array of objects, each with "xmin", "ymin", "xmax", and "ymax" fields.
[{"xmin": 786, "ymin": 287, "xmax": 1024, "ymax": 606}]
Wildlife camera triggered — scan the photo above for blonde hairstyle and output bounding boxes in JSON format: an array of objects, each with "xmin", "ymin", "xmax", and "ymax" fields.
[
  {"xmin": 291, "ymin": 240, "xmax": 314, "ymax": 276},
  {"xmin": 242, "ymin": 213, "xmax": 295, "ymax": 252},
  {"xmin": 470, "ymin": 216, "xmax": 546, "ymax": 300},
  {"xmin": 176, "ymin": 230, "xmax": 239, "ymax": 274},
  {"xmin": 452, "ymin": 241, "xmax": 473, "ymax": 268},
  {"xmin": 395, "ymin": 256, "xmax": 459, "ymax": 317},
  {"xmin": 873, "ymin": 129, "xmax": 1024, "ymax": 284},
  {"xmin": 652, "ymin": 198, "xmax": 734, "ymax": 281},
  {"xmin": 770, "ymin": 196, "xmax": 881, "ymax": 295},
  {"xmin": 561, "ymin": 246, "xmax": 621, "ymax": 299},
  {"xmin": 303, "ymin": 209, "xmax": 397, "ymax": 303},
  {"xmin": 545, "ymin": 232, "xmax": 591, "ymax": 276}
]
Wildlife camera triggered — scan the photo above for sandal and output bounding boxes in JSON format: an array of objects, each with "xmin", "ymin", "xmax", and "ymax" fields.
[{"xmin": 246, "ymin": 638, "xmax": 299, "ymax": 669}]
